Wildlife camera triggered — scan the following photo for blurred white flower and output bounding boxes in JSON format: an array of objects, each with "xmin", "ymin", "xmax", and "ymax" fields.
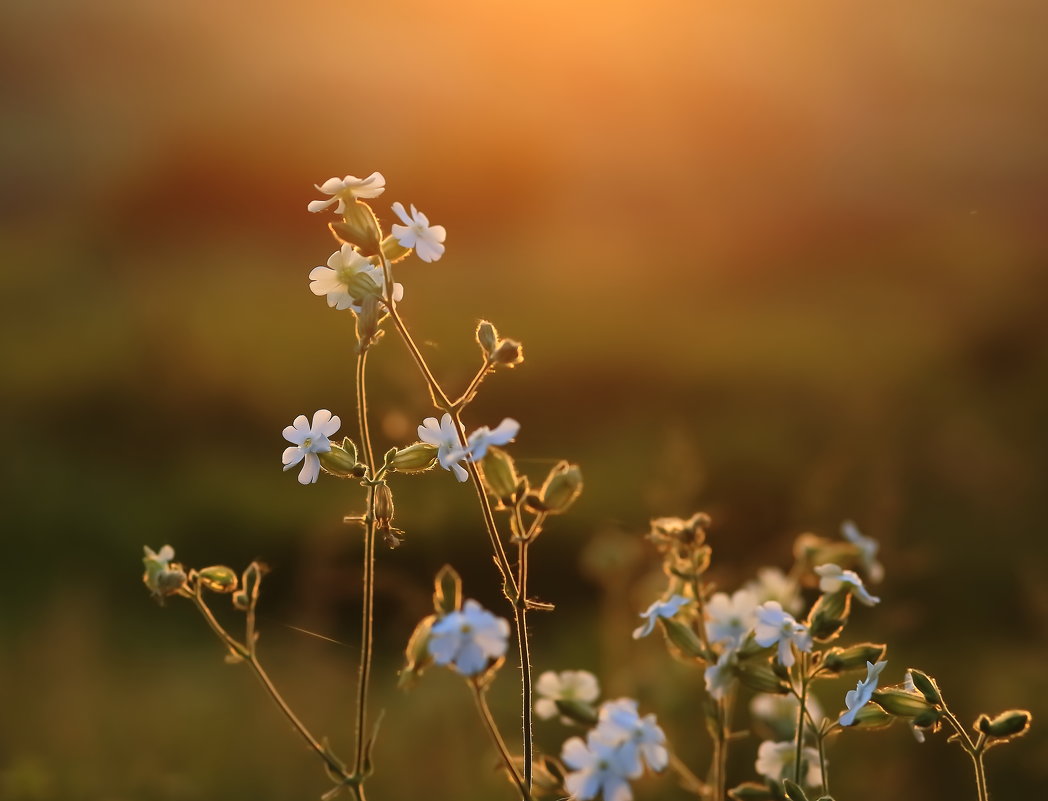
[
  {"xmin": 903, "ymin": 671, "xmax": 927, "ymax": 742},
  {"xmin": 841, "ymin": 520, "xmax": 885, "ymax": 583},
  {"xmin": 417, "ymin": 413, "xmax": 469, "ymax": 482},
  {"xmin": 592, "ymin": 699, "xmax": 668, "ymax": 775},
  {"xmin": 309, "ymin": 244, "xmax": 403, "ymax": 312},
  {"xmin": 307, "ymin": 172, "xmax": 386, "ymax": 214},
  {"xmin": 750, "ymin": 693, "xmax": 824, "ymax": 741},
  {"xmin": 562, "ymin": 735, "xmax": 635, "ymax": 801},
  {"xmin": 282, "ymin": 410, "xmax": 340, "ymax": 484},
  {"xmin": 535, "ymin": 670, "xmax": 600, "ymax": 721},
  {"xmin": 427, "ymin": 599, "xmax": 510, "ymax": 676},
  {"xmin": 745, "ymin": 567, "xmax": 803, "ymax": 615},
  {"xmin": 632, "ymin": 594, "xmax": 692, "ymax": 639},
  {"xmin": 705, "ymin": 588, "xmax": 758, "ymax": 647},
  {"xmin": 839, "ymin": 660, "xmax": 887, "ymax": 726},
  {"xmin": 390, "ymin": 202, "xmax": 447, "ymax": 263},
  {"xmin": 753, "ymin": 601, "xmax": 812, "ymax": 667},
  {"xmin": 755, "ymin": 740, "xmax": 823, "ymax": 788},
  {"xmin": 815, "ymin": 563, "xmax": 880, "ymax": 607},
  {"xmin": 144, "ymin": 545, "xmax": 175, "ymax": 567},
  {"xmin": 704, "ymin": 649, "xmax": 737, "ymax": 701},
  {"xmin": 453, "ymin": 418, "xmax": 520, "ymax": 463}
]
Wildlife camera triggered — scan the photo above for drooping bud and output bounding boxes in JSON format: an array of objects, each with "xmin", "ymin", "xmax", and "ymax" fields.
[
  {"xmin": 728, "ymin": 782, "xmax": 775, "ymax": 801},
  {"xmin": 781, "ymin": 779, "xmax": 810, "ymax": 801},
  {"xmin": 319, "ymin": 438, "xmax": 362, "ymax": 478},
  {"xmin": 355, "ymin": 294, "xmax": 383, "ymax": 352},
  {"xmin": 476, "ymin": 320, "xmax": 499, "ymax": 355},
  {"xmin": 232, "ymin": 590, "xmax": 250, "ymax": 611},
  {"xmin": 389, "ymin": 442, "xmax": 438, "ymax": 473},
  {"xmin": 197, "ymin": 565, "xmax": 238, "ymax": 594},
  {"xmin": 538, "ymin": 462, "xmax": 583, "ymax": 514},
  {"xmin": 482, "ymin": 446, "xmax": 519, "ymax": 506},
  {"xmin": 374, "ymin": 485, "xmax": 394, "ymax": 527},
  {"xmin": 432, "ymin": 564, "xmax": 462, "ymax": 616},
  {"xmin": 906, "ymin": 669, "xmax": 943, "ymax": 705},
  {"xmin": 977, "ymin": 709, "xmax": 1032, "ymax": 739},
  {"xmin": 493, "ymin": 338, "xmax": 524, "ymax": 367},
  {"xmin": 822, "ymin": 643, "xmax": 887, "ymax": 673},
  {"xmin": 872, "ymin": 689, "xmax": 935, "ymax": 718}
]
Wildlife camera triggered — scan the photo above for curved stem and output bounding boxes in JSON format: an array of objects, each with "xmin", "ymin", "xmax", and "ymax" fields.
[{"xmin": 470, "ymin": 681, "xmax": 531, "ymax": 801}]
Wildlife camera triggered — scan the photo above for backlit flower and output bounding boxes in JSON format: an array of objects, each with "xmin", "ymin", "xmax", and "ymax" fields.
[
  {"xmin": 841, "ymin": 520, "xmax": 884, "ymax": 583},
  {"xmin": 745, "ymin": 567, "xmax": 803, "ymax": 615},
  {"xmin": 417, "ymin": 413, "xmax": 469, "ymax": 482},
  {"xmin": 903, "ymin": 671, "xmax": 926, "ymax": 743},
  {"xmin": 704, "ymin": 649, "xmax": 737, "ymax": 701},
  {"xmin": 282, "ymin": 409, "xmax": 340, "ymax": 484},
  {"xmin": 705, "ymin": 589, "xmax": 758, "ymax": 647},
  {"xmin": 632, "ymin": 594, "xmax": 692, "ymax": 639},
  {"xmin": 753, "ymin": 601, "xmax": 812, "ymax": 667},
  {"xmin": 815, "ymin": 563, "xmax": 880, "ymax": 606},
  {"xmin": 390, "ymin": 202, "xmax": 446, "ymax": 262},
  {"xmin": 839, "ymin": 660, "xmax": 887, "ymax": 726},
  {"xmin": 562, "ymin": 735, "xmax": 635, "ymax": 801},
  {"xmin": 427, "ymin": 599, "xmax": 510, "ymax": 676},
  {"xmin": 458, "ymin": 418, "xmax": 520, "ymax": 462},
  {"xmin": 309, "ymin": 244, "xmax": 403, "ymax": 312},
  {"xmin": 535, "ymin": 670, "xmax": 600, "ymax": 720},
  {"xmin": 307, "ymin": 172, "xmax": 386, "ymax": 214},
  {"xmin": 592, "ymin": 699, "xmax": 668, "ymax": 775},
  {"xmin": 750, "ymin": 693, "xmax": 824, "ymax": 742},
  {"xmin": 755, "ymin": 740, "xmax": 823, "ymax": 788}
]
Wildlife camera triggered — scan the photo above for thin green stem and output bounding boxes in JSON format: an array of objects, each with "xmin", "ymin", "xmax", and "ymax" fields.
[
  {"xmin": 452, "ymin": 358, "xmax": 494, "ymax": 409},
  {"xmin": 516, "ymin": 537, "xmax": 533, "ymax": 791},
  {"xmin": 794, "ymin": 653, "xmax": 809, "ymax": 785},
  {"xmin": 939, "ymin": 699, "xmax": 988, "ymax": 801},
  {"xmin": 815, "ymin": 728, "xmax": 828, "ymax": 796},
  {"xmin": 470, "ymin": 681, "xmax": 531, "ymax": 801}
]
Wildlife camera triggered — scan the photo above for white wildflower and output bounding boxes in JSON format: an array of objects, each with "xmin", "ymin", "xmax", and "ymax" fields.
[
  {"xmin": 704, "ymin": 649, "xmax": 737, "ymax": 701},
  {"xmin": 745, "ymin": 567, "xmax": 803, "ymax": 615},
  {"xmin": 417, "ymin": 413, "xmax": 469, "ymax": 482},
  {"xmin": 705, "ymin": 589, "xmax": 758, "ymax": 647},
  {"xmin": 592, "ymin": 699, "xmax": 668, "ymax": 775},
  {"xmin": 452, "ymin": 418, "xmax": 521, "ymax": 463},
  {"xmin": 753, "ymin": 601, "xmax": 812, "ymax": 667},
  {"xmin": 282, "ymin": 409, "xmax": 340, "ymax": 484},
  {"xmin": 755, "ymin": 740, "xmax": 823, "ymax": 788},
  {"xmin": 750, "ymin": 693, "xmax": 824, "ymax": 741},
  {"xmin": 632, "ymin": 594, "xmax": 692, "ymax": 639},
  {"xmin": 535, "ymin": 670, "xmax": 600, "ymax": 721},
  {"xmin": 839, "ymin": 660, "xmax": 887, "ymax": 726},
  {"xmin": 390, "ymin": 202, "xmax": 447, "ymax": 263},
  {"xmin": 562, "ymin": 735, "xmax": 635, "ymax": 801},
  {"xmin": 307, "ymin": 172, "xmax": 386, "ymax": 214},
  {"xmin": 841, "ymin": 520, "xmax": 884, "ymax": 583},
  {"xmin": 309, "ymin": 244, "xmax": 403, "ymax": 312},
  {"xmin": 815, "ymin": 563, "xmax": 880, "ymax": 606},
  {"xmin": 427, "ymin": 599, "xmax": 510, "ymax": 676}
]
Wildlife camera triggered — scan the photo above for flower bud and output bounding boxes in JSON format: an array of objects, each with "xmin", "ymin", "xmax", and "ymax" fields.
[
  {"xmin": 872, "ymin": 689, "xmax": 935, "ymax": 718},
  {"xmin": 906, "ymin": 669, "xmax": 942, "ymax": 705},
  {"xmin": 807, "ymin": 590, "xmax": 850, "ymax": 641},
  {"xmin": 482, "ymin": 446, "xmax": 519, "ymax": 505},
  {"xmin": 432, "ymin": 564, "xmax": 462, "ymax": 616},
  {"xmin": 659, "ymin": 617, "xmax": 709, "ymax": 660},
  {"xmin": 736, "ymin": 663, "xmax": 791, "ymax": 695},
  {"xmin": 476, "ymin": 320, "xmax": 499, "ymax": 355},
  {"xmin": 977, "ymin": 709, "xmax": 1032, "ymax": 739},
  {"xmin": 781, "ymin": 779, "xmax": 809, "ymax": 801},
  {"xmin": 232, "ymin": 590, "xmax": 250, "ymax": 611},
  {"xmin": 355, "ymin": 294, "xmax": 382, "ymax": 351},
  {"xmin": 380, "ymin": 234, "xmax": 411, "ymax": 263},
  {"xmin": 346, "ymin": 271, "xmax": 382, "ymax": 303},
  {"xmin": 554, "ymin": 699, "xmax": 599, "ymax": 726},
  {"xmin": 390, "ymin": 442, "xmax": 438, "ymax": 473},
  {"xmin": 374, "ymin": 485, "xmax": 394, "ymax": 527},
  {"xmin": 333, "ymin": 201, "xmax": 382, "ymax": 255},
  {"xmin": 493, "ymin": 339, "xmax": 524, "ymax": 367},
  {"xmin": 822, "ymin": 643, "xmax": 887, "ymax": 673},
  {"xmin": 849, "ymin": 703, "xmax": 894, "ymax": 730},
  {"xmin": 399, "ymin": 614, "xmax": 436, "ymax": 689},
  {"xmin": 197, "ymin": 565, "xmax": 238, "ymax": 594},
  {"xmin": 912, "ymin": 708, "xmax": 942, "ymax": 730},
  {"xmin": 539, "ymin": 462, "xmax": 583, "ymax": 515},
  {"xmin": 320, "ymin": 438, "xmax": 361, "ymax": 478}
]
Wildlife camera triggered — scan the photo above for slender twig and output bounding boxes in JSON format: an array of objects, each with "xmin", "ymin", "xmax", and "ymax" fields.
[
  {"xmin": 470, "ymin": 681, "xmax": 531, "ymax": 801},
  {"xmin": 451, "ymin": 359, "xmax": 494, "ymax": 409},
  {"xmin": 794, "ymin": 652, "xmax": 809, "ymax": 785}
]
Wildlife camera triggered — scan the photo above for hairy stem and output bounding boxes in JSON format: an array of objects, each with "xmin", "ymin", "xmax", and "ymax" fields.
[
  {"xmin": 471, "ymin": 681, "xmax": 531, "ymax": 801},
  {"xmin": 794, "ymin": 653, "xmax": 808, "ymax": 785}
]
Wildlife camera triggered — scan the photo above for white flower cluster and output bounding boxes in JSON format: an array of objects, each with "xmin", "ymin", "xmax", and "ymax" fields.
[
  {"xmin": 561, "ymin": 699, "xmax": 668, "ymax": 801},
  {"xmin": 417, "ymin": 412, "xmax": 519, "ymax": 482}
]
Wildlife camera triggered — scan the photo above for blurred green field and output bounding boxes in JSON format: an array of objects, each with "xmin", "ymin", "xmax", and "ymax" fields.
[{"xmin": 3, "ymin": 0, "xmax": 1048, "ymax": 798}]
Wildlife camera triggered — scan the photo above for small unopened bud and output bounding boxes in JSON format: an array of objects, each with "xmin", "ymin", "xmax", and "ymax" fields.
[
  {"xmin": 399, "ymin": 614, "xmax": 436, "ymax": 689},
  {"xmin": 807, "ymin": 590, "xmax": 850, "ymax": 641},
  {"xmin": 476, "ymin": 320, "xmax": 499, "ymax": 354},
  {"xmin": 482, "ymin": 446, "xmax": 519, "ymax": 505},
  {"xmin": 977, "ymin": 709, "xmax": 1032, "ymax": 739},
  {"xmin": 906, "ymin": 669, "xmax": 942, "ymax": 705},
  {"xmin": 659, "ymin": 617, "xmax": 709, "ymax": 660},
  {"xmin": 356, "ymin": 294, "xmax": 382, "ymax": 351},
  {"xmin": 198, "ymin": 565, "xmax": 238, "ymax": 594},
  {"xmin": 380, "ymin": 234, "xmax": 411, "ymax": 263},
  {"xmin": 736, "ymin": 663, "xmax": 790, "ymax": 694},
  {"xmin": 912, "ymin": 708, "xmax": 942, "ymax": 730},
  {"xmin": 374, "ymin": 485, "xmax": 394, "ymax": 526},
  {"xmin": 493, "ymin": 339, "xmax": 524, "ymax": 367},
  {"xmin": 849, "ymin": 703, "xmax": 893, "ymax": 730},
  {"xmin": 872, "ymin": 689, "xmax": 935, "ymax": 718},
  {"xmin": 390, "ymin": 442, "xmax": 438, "ymax": 473},
  {"xmin": 539, "ymin": 462, "xmax": 583, "ymax": 514},
  {"xmin": 728, "ymin": 783, "xmax": 775, "ymax": 801},
  {"xmin": 346, "ymin": 271, "xmax": 382, "ymax": 304},
  {"xmin": 334, "ymin": 201, "xmax": 382, "ymax": 254},
  {"xmin": 823, "ymin": 643, "xmax": 887, "ymax": 673},
  {"xmin": 320, "ymin": 438, "xmax": 361, "ymax": 478}
]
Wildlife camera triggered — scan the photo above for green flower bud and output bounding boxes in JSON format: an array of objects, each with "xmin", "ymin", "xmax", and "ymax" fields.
[
  {"xmin": 912, "ymin": 708, "xmax": 942, "ymax": 730},
  {"xmin": 390, "ymin": 442, "xmax": 438, "ymax": 473},
  {"xmin": 374, "ymin": 484, "xmax": 394, "ymax": 527},
  {"xmin": 398, "ymin": 614, "xmax": 435, "ymax": 689},
  {"xmin": 781, "ymin": 779, "xmax": 810, "ymax": 801},
  {"xmin": 539, "ymin": 462, "xmax": 583, "ymax": 515},
  {"xmin": 736, "ymin": 663, "xmax": 790, "ymax": 695},
  {"xmin": 822, "ymin": 643, "xmax": 887, "ymax": 673},
  {"xmin": 872, "ymin": 689, "xmax": 935, "ymax": 718},
  {"xmin": 906, "ymin": 669, "xmax": 942, "ymax": 705},
  {"xmin": 977, "ymin": 709, "xmax": 1032, "ymax": 739},
  {"xmin": 334, "ymin": 201, "xmax": 382, "ymax": 254},
  {"xmin": 807, "ymin": 590, "xmax": 850, "ymax": 641},
  {"xmin": 380, "ymin": 234, "xmax": 412, "ymax": 263},
  {"xmin": 345, "ymin": 270, "xmax": 382, "ymax": 303},
  {"xmin": 197, "ymin": 565, "xmax": 238, "ymax": 594},
  {"xmin": 493, "ymin": 338, "xmax": 524, "ymax": 367},
  {"xmin": 554, "ymin": 699, "xmax": 599, "ymax": 726},
  {"xmin": 319, "ymin": 438, "xmax": 361, "ymax": 478},
  {"xmin": 476, "ymin": 320, "xmax": 499, "ymax": 355},
  {"xmin": 659, "ymin": 617, "xmax": 709, "ymax": 660},
  {"xmin": 849, "ymin": 703, "xmax": 894, "ymax": 730},
  {"xmin": 482, "ymin": 446, "xmax": 519, "ymax": 505},
  {"xmin": 432, "ymin": 564, "xmax": 462, "ymax": 616}
]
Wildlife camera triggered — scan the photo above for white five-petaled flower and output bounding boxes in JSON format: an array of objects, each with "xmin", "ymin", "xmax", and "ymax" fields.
[
  {"xmin": 745, "ymin": 566, "xmax": 804, "ymax": 615},
  {"xmin": 753, "ymin": 601, "xmax": 813, "ymax": 667},
  {"xmin": 839, "ymin": 659, "xmax": 888, "ymax": 726},
  {"xmin": 535, "ymin": 670, "xmax": 600, "ymax": 721},
  {"xmin": 282, "ymin": 409, "xmax": 340, "ymax": 484},
  {"xmin": 391, "ymin": 202, "xmax": 447, "ymax": 263},
  {"xmin": 754, "ymin": 740, "xmax": 823, "ymax": 788},
  {"xmin": 309, "ymin": 244, "xmax": 404, "ymax": 312},
  {"xmin": 705, "ymin": 589, "xmax": 758, "ymax": 647},
  {"xmin": 632, "ymin": 594, "xmax": 692, "ymax": 639},
  {"xmin": 704, "ymin": 650, "xmax": 737, "ymax": 701},
  {"xmin": 814, "ymin": 563, "xmax": 881, "ymax": 607},
  {"xmin": 417, "ymin": 413, "xmax": 469, "ymax": 482},
  {"xmin": 592, "ymin": 699, "xmax": 669, "ymax": 776},
  {"xmin": 561, "ymin": 734, "xmax": 635, "ymax": 801},
  {"xmin": 841, "ymin": 520, "xmax": 885, "ymax": 583},
  {"xmin": 453, "ymin": 418, "xmax": 521, "ymax": 463},
  {"xmin": 750, "ymin": 693, "xmax": 825, "ymax": 742},
  {"xmin": 427, "ymin": 599, "xmax": 510, "ymax": 676},
  {"xmin": 307, "ymin": 172, "xmax": 386, "ymax": 214}
]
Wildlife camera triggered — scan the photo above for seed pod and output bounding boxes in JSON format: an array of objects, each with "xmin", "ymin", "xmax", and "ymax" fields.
[
  {"xmin": 390, "ymin": 442, "xmax": 438, "ymax": 473},
  {"xmin": 907, "ymin": 669, "xmax": 943, "ymax": 705},
  {"xmin": 197, "ymin": 565, "xmax": 238, "ymax": 594},
  {"xmin": 872, "ymin": 689, "xmax": 935, "ymax": 718},
  {"xmin": 540, "ymin": 462, "xmax": 583, "ymax": 514},
  {"xmin": 320, "ymin": 438, "xmax": 361, "ymax": 477},
  {"xmin": 374, "ymin": 485, "xmax": 395, "ymax": 527},
  {"xmin": 977, "ymin": 709, "xmax": 1032, "ymax": 739},
  {"xmin": 482, "ymin": 446, "xmax": 519, "ymax": 505},
  {"xmin": 493, "ymin": 338, "xmax": 524, "ymax": 367},
  {"xmin": 736, "ymin": 663, "xmax": 790, "ymax": 695},
  {"xmin": 823, "ymin": 643, "xmax": 887, "ymax": 673},
  {"xmin": 476, "ymin": 320, "xmax": 499, "ymax": 355}
]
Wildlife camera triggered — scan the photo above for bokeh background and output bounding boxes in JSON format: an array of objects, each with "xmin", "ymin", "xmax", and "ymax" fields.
[{"xmin": 2, "ymin": 0, "xmax": 1047, "ymax": 798}]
